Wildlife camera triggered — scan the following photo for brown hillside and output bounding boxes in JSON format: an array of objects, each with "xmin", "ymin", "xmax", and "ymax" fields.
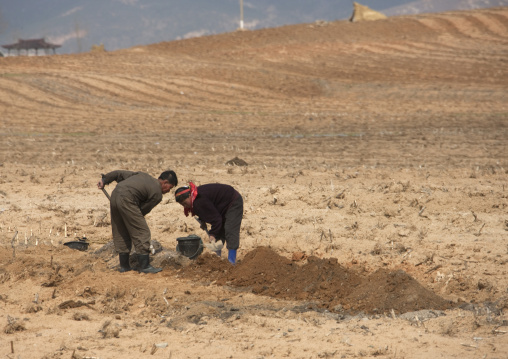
[
  {"xmin": 1, "ymin": 7, "xmax": 507, "ymax": 136},
  {"xmin": 0, "ymin": 7, "xmax": 507, "ymax": 359}
]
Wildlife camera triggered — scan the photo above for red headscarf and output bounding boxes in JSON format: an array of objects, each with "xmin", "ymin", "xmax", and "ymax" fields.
[{"xmin": 183, "ymin": 182, "xmax": 198, "ymax": 217}]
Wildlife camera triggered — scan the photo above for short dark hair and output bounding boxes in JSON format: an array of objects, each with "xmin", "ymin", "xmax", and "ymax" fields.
[
  {"xmin": 159, "ymin": 170, "xmax": 178, "ymax": 186},
  {"xmin": 175, "ymin": 186, "xmax": 191, "ymax": 203}
]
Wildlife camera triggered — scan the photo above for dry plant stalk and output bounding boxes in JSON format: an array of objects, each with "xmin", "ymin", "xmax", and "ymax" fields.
[{"xmin": 11, "ymin": 231, "xmax": 18, "ymax": 258}]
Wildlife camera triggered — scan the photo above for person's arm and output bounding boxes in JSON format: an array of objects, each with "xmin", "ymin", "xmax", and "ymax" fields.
[
  {"xmin": 140, "ymin": 195, "xmax": 161, "ymax": 216},
  {"xmin": 193, "ymin": 198, "xmax": 223, "ymax": 237},
  {"xmin": 101, "ymin": 170, "xmax": 137, "ymax": 186}
]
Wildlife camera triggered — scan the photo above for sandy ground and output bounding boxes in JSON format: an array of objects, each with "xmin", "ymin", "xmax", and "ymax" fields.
[{"xmin": 1, "ymin": 6, "xmax": 508, "ymax": 359}]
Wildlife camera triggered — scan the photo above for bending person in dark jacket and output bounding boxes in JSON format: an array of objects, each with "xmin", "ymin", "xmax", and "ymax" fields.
[
  {"xmin": 97, "ymin": 170, "xmax": 178, "ymax": 273},
  {"xmin": 175, "ymin": 182, "xmax": 243, "ymax": 264}
]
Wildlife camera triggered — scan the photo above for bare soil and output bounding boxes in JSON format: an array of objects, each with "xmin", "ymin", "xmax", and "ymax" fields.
[{"xmin": 1, "ymin": 7, "xmax": 508, "ymax": 359}]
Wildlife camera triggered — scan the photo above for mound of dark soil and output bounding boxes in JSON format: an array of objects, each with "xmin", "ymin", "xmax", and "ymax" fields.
[{"xmin": 178, "ymin": 247, "xmax": 454, "ymax": 315}]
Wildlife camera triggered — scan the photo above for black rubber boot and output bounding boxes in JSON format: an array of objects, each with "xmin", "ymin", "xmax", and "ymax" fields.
[
  {"xmin": 137, "ymin": 254, "xmax": 162, "ymax": 274},
  {"xmin": 118, "ymin": 253, "xmax": 132, "ymax": 273}
]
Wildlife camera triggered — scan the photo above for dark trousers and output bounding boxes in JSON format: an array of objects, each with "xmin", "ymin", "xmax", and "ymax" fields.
[
  {"xmin": 110, "ymin": 188, "xmax": 151, "ymax": 255},
  {"xmin": 217, "ymin": 195, "xmax": 243, "ymax": 250}
]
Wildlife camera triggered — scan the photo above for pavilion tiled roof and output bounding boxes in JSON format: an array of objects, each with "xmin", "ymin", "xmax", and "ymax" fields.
[{"xmin": 2, "ymin": 38, "xmax": 61, "ymax": 50}]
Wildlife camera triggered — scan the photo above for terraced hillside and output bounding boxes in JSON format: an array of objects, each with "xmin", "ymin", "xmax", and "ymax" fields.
[{"xmin": 1, "ymin": 7, "xmax": 507, "ymax": 134}]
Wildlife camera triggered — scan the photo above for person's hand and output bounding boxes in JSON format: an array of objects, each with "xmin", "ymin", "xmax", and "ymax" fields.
[
  {"xmin": 208, "ymin": 235, "xmax": 216, "ymax": 243},
  {"xmin": 205, "ymin": 240, "xmax": 224, "ymax": 252},
  {"xmin": 209, "ymin": 236, "xmax": 223, "ymax": 251},
  {"xmin": 214, "ymin": 241, "xmax": 224, "ymax": 251}
]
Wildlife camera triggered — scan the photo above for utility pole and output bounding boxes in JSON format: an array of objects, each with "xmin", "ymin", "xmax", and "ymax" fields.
[
  {"xmin": 74, "ymin": 19, "xmax": 82, "ymax": 53},
  {"xmin": 239, "ymin": 0, "xmax": 244, "ymax": 29}
]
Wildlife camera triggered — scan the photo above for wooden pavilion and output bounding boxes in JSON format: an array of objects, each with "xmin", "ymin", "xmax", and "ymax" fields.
[{"xmin": 2, "ymin": 38, "xmax": 62, "ymax": 56}]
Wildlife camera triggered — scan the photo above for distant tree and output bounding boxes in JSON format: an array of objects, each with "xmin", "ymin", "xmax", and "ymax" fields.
[{"xmin": 90, "ymin": 43, "xmax": 105, "ymax": 52}]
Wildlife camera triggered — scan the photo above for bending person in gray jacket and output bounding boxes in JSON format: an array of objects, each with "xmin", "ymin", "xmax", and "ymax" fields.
[{"xmin": 97, "ymin": 169, "xmax": 178, "ymax": 273}]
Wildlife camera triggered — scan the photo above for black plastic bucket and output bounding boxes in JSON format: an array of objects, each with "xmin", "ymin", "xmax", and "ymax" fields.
[
  {"xmin": 176, "ymin": 234, "xmax": 203, "ymax": 259},
  {"xmin": 63, "ymin": 237, "xmax": 89, "ymax": 251}
]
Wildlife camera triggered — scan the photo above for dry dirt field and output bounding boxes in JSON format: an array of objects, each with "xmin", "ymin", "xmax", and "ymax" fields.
[{"xmin": 1, "ymin": 6, "xmax": 508, "ymax": 359}]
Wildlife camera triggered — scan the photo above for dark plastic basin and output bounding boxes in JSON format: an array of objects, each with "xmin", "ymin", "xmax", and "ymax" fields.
[
  {"xmin": 176, "ymin": 234, "xmax": 203, "ymax": 259},
  {"xmin": 63, "ymin": 238, "xmax": 89, "ymax": 251}
]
